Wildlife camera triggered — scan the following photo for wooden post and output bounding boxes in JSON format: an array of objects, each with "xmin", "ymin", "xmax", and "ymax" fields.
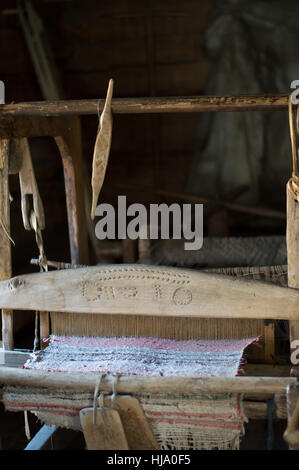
[
  {"xmin": 55, "ymin": 117, "xmax": 89, "ymax": 265},
  {"xmin": 264, "ymin": 321, "xmax": 275, "ymax": 363},
  {"xmin": 0, "ymin": 139, "xmax": 13, "ymax": 351},
  {"xmin": 122, "ymin": 239, "xmax": 137, "ymax": 263}
]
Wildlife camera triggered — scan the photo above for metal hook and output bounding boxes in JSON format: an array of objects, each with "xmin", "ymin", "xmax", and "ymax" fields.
[{"xmin": 110, "ymin": 373, "xmax": 128, "ymax": 411}]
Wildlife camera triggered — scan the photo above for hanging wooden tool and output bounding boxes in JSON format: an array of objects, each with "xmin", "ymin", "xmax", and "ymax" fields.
[{"xmin": 91, "ymin": 79, "xmax": 113, "ymax": 219}]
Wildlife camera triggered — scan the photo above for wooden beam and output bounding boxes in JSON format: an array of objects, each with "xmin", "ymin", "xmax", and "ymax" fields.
[
  {"xmin": 0, "ymin": 94, "xmax": 290, "ymax": 118},
  {"xmin": 287, "ymin": 98, "xmax": 299, "ymax": 376},
  {"xmin": 0, "ymin": 367, "xmax": 296, "ymax": 395},
  {"xmin": 0, "ymin": 265, "xmax": 299, "ymax": 320}
]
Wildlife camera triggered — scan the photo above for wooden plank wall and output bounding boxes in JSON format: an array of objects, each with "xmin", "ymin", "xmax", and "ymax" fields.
[{"xmin": 0, "ymin": 0, "xmax": 215, "ymax": 340}]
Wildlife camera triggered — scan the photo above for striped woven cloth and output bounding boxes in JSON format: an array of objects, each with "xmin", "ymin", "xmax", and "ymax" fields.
[{"xmin": 3, "ymin": 335, "xmax": 258, "ymax": 450}]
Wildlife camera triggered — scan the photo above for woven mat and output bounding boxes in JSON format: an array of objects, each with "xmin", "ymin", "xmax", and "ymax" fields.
[{"xmin": 3, "ymin": 335, "xmax": 258, "ymax": 450}]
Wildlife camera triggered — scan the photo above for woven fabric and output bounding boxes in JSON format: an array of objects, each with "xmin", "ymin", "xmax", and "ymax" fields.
[
  {"xmin": 21, "ymin": 335, "xmax": 257, "ymax": 377},
  {"xmin": 3, "ymin": 335, "xmax": 258, "ymax": 450}
]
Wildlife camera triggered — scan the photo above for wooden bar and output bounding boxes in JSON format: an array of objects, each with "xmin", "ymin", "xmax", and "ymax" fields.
[
  {"xmin": 284, "ymin": 383, "xmax": 299, "ymax": 449},
  {"xmin": 0, "ymin": 94, "xmax": 289, "ymax": 118},
  {"xmin": 0, "ymin": 367, "xmax": 296, "ymax": 395}
]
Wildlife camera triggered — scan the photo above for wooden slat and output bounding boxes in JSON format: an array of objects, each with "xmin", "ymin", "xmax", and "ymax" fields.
[{"xmin": 0, "ymin": 265, "xmax": 299, "ymax": 320}]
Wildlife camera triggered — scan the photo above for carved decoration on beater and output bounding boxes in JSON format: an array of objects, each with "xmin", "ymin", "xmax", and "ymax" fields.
[{"xmin": 91, "ymin": 78, "xmax": 114, "ymax": 220}]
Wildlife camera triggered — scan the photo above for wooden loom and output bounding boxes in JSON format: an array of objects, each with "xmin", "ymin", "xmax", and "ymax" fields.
[{"xmin": 0, "ymin": 93, "xmax": 299, "ymax": 449}]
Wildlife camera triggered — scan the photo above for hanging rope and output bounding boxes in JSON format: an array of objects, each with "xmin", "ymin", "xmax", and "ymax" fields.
[{"xmin": 29, "ymin": 210, "xmax": 48, "ymax": 273}]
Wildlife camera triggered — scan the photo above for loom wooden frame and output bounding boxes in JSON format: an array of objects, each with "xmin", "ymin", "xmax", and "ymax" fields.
[{"xmin": 0, "ymin": 93, "xmax": 297, "ymax": 449}]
